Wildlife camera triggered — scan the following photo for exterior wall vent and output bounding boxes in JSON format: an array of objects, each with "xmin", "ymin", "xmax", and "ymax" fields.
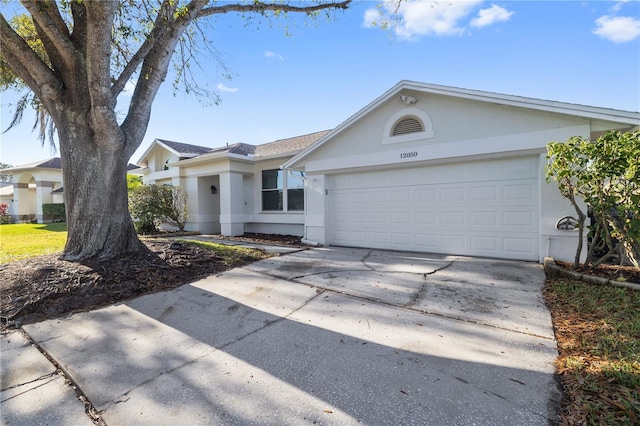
[{"xmin": 392, "ymin": 117, "xmax": 424, "ymax": 136}]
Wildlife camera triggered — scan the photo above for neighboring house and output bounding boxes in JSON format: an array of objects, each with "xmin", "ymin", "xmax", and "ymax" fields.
[
  {"xmin": 138, "ymin": 80, "xmax": 639, "ymax": 263},
  {"xmin": 2, "ymin": 158, "xmax": 138, "ymax": 223},
  {"xmin": 1, "ymin": 158, "xmax": 64, "ymax": 223}
]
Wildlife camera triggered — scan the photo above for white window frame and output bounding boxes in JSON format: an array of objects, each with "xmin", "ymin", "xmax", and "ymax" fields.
[{"xmin": 261, "ymin": 168, "xmax": 305, "ymax": 212}]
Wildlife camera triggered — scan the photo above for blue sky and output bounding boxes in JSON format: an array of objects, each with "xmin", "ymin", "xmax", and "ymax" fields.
[{"xmin": 1, "ymin": 0, "xmax": 639, "ymax": 167}]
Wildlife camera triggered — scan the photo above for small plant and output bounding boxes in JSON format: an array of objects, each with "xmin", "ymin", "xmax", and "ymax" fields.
[{"xmin": 0, "ymin": 203, "xmax": 11, "ymax": 224}]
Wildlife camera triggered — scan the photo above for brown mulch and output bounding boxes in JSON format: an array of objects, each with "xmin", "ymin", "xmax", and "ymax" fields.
[
  {"xmin": 544, "ymin": 281, "xmax": 640, "ymax": 425},
  {"xmin": 554, "ymin": 260, "xmax": 640, "ymax": 284},
  {"xmin": 0, "ymin": 234, "xmax": 300, "ymax": 331},
  {"xmin": 211, "ymin": 232, "xmax": 304, "ymax": 246}
]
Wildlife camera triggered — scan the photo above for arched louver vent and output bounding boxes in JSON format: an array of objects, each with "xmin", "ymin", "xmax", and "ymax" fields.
[{"xmin": 392, "ymin": 117, "xmax": 424, "ymax": 136}]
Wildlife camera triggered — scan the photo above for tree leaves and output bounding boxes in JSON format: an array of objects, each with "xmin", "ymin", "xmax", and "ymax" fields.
[{"xmin": 546, "ymin": 130, "xmax": 640, "ymax": 268}]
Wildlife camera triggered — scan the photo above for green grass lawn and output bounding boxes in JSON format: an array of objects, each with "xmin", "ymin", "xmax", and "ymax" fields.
[{"xmin": 0, "ymin": 223, "xmax": 68, "ymax": 263}]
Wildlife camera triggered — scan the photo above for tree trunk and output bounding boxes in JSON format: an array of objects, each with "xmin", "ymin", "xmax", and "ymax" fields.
[{"xmin": 58, "ymin": 116, "xmax": 146, "ymax": 261}]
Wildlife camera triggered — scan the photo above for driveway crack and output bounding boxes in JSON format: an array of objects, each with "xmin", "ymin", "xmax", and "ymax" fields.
[
  {"xmin": 404, "ymin": 259, "xmax": 456, "ymax": 308},
  {"xmin": 361, "ymin": 250, "xmax": 375, "ymax": 271}
]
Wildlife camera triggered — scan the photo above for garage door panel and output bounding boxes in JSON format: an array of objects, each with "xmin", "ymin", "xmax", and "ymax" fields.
[
  {"xmin": 440, "ymin": 211, "xmax": 466, "ymax": 226},
  {"xmin": 370, "ymin": 191, "xmax": 388, "ymax": 203},
  {"xmin": 504, "ymin": 237, "xmax": 535, "ymax": 254},
  {"xmin": 415, "ymin": 211, "xmax": 437, "ymax": 225},
  {"xmin": 503, "ymin": 183, "xmax": 535, "ymax": 202},
  {"xmin": 439, "ymin": 186, "xmax": 466, "ymax": 201},
  {"xmin": 470, "ymin": 236, "xmax": 499, "ymax": 252},
  {"xmin": 328, "ymin": 158, "xmax": 540, "ymax": 260},
  {"xmin": 370, "ymin": 212, "xmax": 389, "ymax": 224},
  {"xmin": 391, "ymin": 190, "xmax": 411, "ymax": 203},
  {"xmin": 415, "ymin": 233, "xmax": 438, "ymax": 249},
  {"xmin": 371, "ymin": 232, "xmax": 388, "ymax": 244},
  {"xmin": 503, "ymin": 211, "xmax": 535, "ymax": 227},
  {"xmin": 469, "ymin": 186, "xmax": 498, "ymax": 202},
  {"xmin": 414, "ymin": 189, "xmax": 437, "ymax": 202},
  {"xmin": 469, "ymin": 211, "xmax": 498, "ymax": 226},
  {"xmin": 391, "ymin": 233, "xmax": 412, "ymax": 247},
  {"xmin": 391, "ymin": 212, "xmax": 411, "ymax": 224}
]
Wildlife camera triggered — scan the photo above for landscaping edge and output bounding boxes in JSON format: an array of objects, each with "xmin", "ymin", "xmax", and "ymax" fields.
[{"xmin": 543, "ymin": 257, "xmax": 640, "ymax": 291}]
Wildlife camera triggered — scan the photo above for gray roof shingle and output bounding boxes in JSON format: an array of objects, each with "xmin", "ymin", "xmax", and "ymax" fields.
[
  {"xmin": 186, "ymin": 130, "xmax": 330, "ymax": 162},
  {"xmin": 253, "ymin": 130, "xmax": 330, "ymax": 157},
  {"xmin": 157, "ymin": 139, "xmax": 212, "ymax": 156}
]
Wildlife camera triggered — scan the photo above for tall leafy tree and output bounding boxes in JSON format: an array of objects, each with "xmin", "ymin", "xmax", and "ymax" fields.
[
  {"xmin": 0, "ymin": 0, "xmax": 351, "ymax": 261},
  {"xmin": 0, "ymin": 163, "xmax": 13, "ymax": 182}
]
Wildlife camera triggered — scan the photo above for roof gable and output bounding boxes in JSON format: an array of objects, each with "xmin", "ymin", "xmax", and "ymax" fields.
[
  {"xmin": 2, "ymin": 157, "xmax": 62, "ymax": 172},
  {"xmin": 283, "ymin": 80, "xmax": 640, "ymax": 169},
  {"xmin": 136, "ymin": 138, "xmax": 212, "ymax": 166}
]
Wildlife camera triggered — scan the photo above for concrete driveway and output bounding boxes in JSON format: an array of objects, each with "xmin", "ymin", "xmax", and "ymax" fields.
[{"xmin": 15, "ymin": 246, "xmax": 560, "ymax": 425}]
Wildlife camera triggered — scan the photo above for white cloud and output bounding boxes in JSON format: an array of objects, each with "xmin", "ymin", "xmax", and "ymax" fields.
[
  {"xmin": 593, "ymin": 15, "xmax": 640, "ymax": 43},
  {"xmin": 610, "ymin": 0, "xmax": 631, "ymax": 14},
  {"xmin": 265, "ymin": 50, "xmax": 284, "ymax": 61},
  {"xmin": 216, "ymin": 83, "xmax": 238, "ymax": 93},
  {"xmin": 470, "ymin": 4, "xmax": 514, "ymax": 28},
  {"xmin": 362, "ymin": 0, "xmax": 511, "ymax": 41}
]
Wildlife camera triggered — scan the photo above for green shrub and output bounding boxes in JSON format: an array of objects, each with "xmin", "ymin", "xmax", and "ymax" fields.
[
  {"xmin": 129, "ymin": 184, "xmax": 188, "ymax": 233},
  {"xmin": 42, "ymin": 203, "xmax": 66, "ymax": 222}
]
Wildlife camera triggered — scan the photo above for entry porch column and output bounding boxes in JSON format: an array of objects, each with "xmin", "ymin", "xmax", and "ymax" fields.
[
  {"xmin": 35, "ymin": 180, "xmax": 54, "ymax": 223},
  {"xmin": 12, "ymin": 183, "xmax": 31, "ymax": 222},
  {"xmin": 219, "ymin": 171, "xmax": 245, "ymax": 236}
]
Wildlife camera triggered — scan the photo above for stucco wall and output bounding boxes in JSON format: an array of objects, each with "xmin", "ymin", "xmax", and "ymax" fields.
[{"xmin": 302, "ymin": 90, "xmax": 589, "ymax": 174}]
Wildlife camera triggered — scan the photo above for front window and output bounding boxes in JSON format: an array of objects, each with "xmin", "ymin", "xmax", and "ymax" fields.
[{"xmin": 261, "ymin": 169, "xmax": 305, "ymax": 211}]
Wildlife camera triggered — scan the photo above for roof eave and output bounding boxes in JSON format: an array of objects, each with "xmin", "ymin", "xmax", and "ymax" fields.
[{"xmin": 283, "ymin": 80, "xmax": 640, "ymax": 169}]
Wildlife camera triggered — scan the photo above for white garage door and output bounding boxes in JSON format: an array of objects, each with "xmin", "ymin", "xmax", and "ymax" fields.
[{"xmin": 328, "ymin": 156, "xmax": 540, "ymax": 261}]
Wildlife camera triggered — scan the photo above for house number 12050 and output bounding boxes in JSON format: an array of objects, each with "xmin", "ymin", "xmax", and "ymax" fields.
[{"xmin": 400, "ymin": 151, "xmax": 418, "ymax": 159}]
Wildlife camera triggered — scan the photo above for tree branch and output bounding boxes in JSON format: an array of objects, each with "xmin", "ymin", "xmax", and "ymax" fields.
[
  {"xmin": 21, "ymin": 1, "xmax": 77, "ymax": 70},
  {"xmin": 0, "ymin": 14, "xmax": 62, "ymax": 109},
  {"xmin": 120, "ymin": 0, "xmax": 208, "ymax": 156},
  {"xmin": 70, "ymin": 1, "xmax": 88, "ymax": 52},
  {"xmin": 198, "ymin": 0, "xmax": 352, "ymax": 17},
  {"xmin": 83, "ymin": 2, "xmax": 121, "ymax": 148}
]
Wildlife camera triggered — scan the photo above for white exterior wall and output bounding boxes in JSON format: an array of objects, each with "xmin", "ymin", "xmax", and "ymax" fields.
[
  {"xmin": 243, "ymin": 158, "xmax": 305, "ymax": 236},
  {"xmin": 538, "ymin": 153, "xmax": 589, "ymax": 263},
  {"xmin": 303, "ymin": 173, "xmax": 327, "ymax": 243},
  {"xmin": 299, "ymin": 90, "xmax": 594, "ymax": 262}
]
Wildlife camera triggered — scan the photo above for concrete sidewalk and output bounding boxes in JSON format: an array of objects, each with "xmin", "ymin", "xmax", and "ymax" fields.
[
  {"xmin": 1, "ymin": 331, "xmax": 93, "ymax": 425},
  {"xmin": 3, "ymin": 246, "xmax": 561, "ymax": 425}
]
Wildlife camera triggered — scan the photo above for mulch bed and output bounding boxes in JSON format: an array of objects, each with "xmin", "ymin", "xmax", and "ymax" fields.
[
  {"xmin": 554, "ymin": 260, "xmax": 640, "ymax": 284},
  {"xmin": 208, "ymin": 232, "xmax": 303, "ymax": 246},
  {"xmin": 0, "ymin": 235, "xmax": 299, "ymax": 330}
]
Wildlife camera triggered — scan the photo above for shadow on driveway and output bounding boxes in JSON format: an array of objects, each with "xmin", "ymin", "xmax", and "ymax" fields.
[{"xmin": 22, "ymin": 250, "xmax": 562, "ymax": 425}]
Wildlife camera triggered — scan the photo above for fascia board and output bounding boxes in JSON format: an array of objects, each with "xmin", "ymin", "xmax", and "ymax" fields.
[
  {"xmin": 282, "ymin": 81, "xmax": 408, "ymax": 169},
  {"xmin": 136, "ymin": 139, "xmax": 180, "ymax": 166},
  {"xmin": 283, "ymin": 80, "xmax": 640, "ymax": 170},
  {"xmin": 403, "ymin": 80, "xmax": 640, "ymax": 124}
]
